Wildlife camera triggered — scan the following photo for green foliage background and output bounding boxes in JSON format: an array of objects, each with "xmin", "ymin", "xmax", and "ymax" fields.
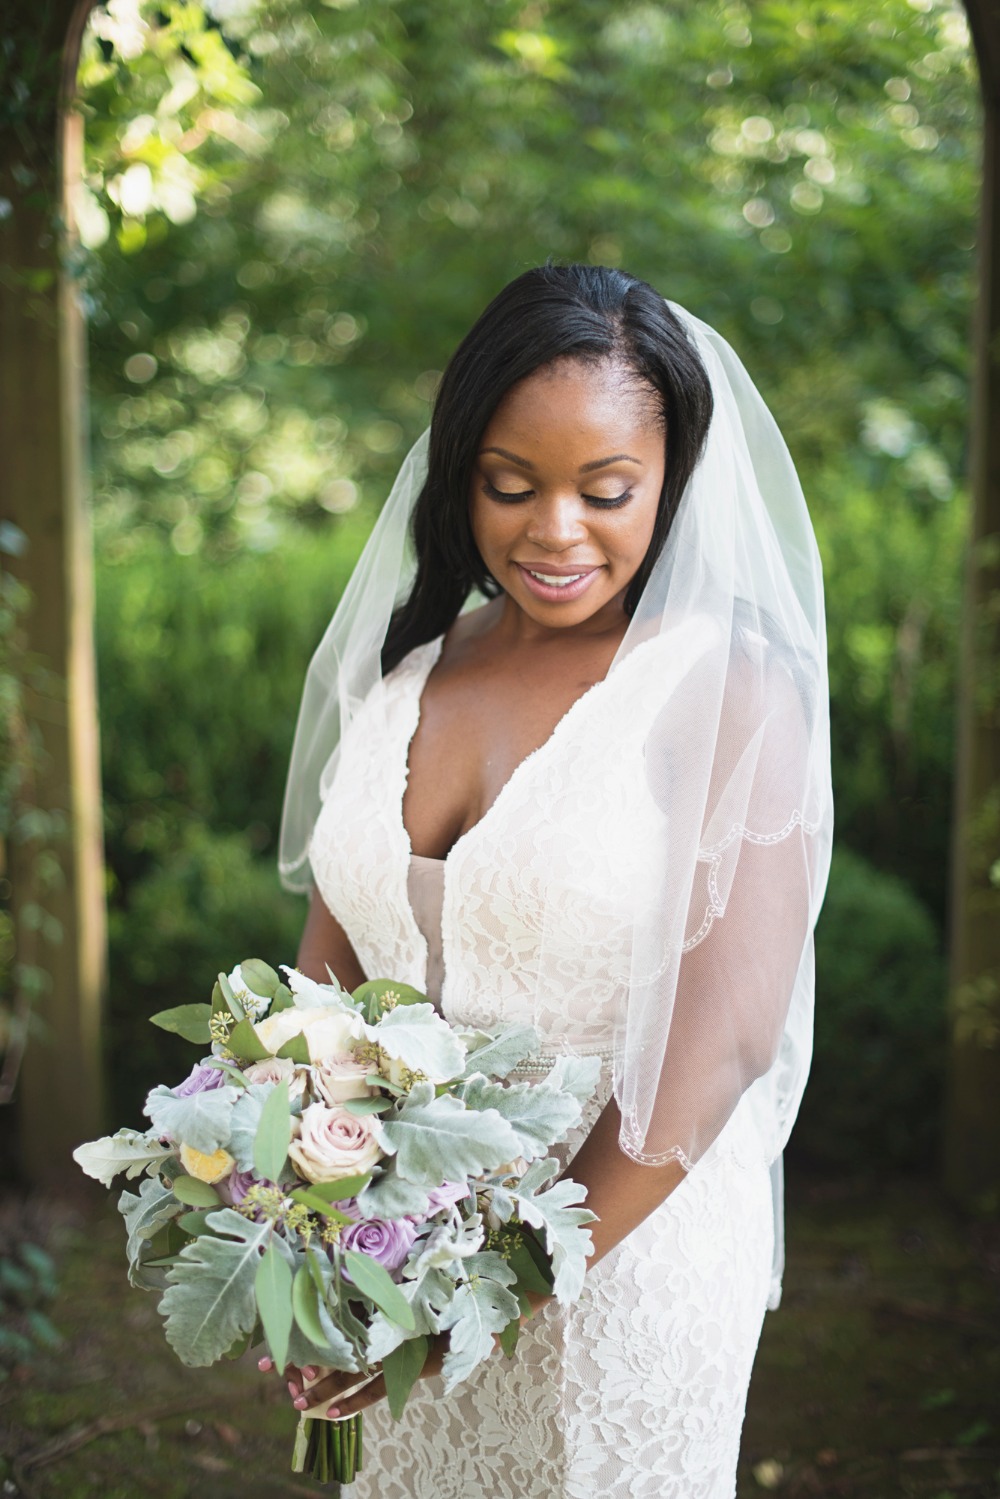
[{"xmin": 79, "ymin": 0, "xmax": 978, "ymax": 1162}]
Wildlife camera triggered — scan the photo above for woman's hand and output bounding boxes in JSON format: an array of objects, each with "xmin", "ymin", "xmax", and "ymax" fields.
[
  {"xmin": 258, "ymin": 1294, "xmax": 554, "ymax": 1418},
  {"xmin": 258, "ymin": 1342, "xmax": 449, "ymax": 1420}
]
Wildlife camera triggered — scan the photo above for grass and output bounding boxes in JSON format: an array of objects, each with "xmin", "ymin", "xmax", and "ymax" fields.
[{"xmin": 0, "ymin": 1170, "xmax": 997, "ymax": 1498}]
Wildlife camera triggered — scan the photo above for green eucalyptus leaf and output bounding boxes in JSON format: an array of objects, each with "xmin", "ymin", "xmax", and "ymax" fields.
[
  {"xmin": 239, "ymin": 959, "xmax": 280, "ymax": 998},
  {"xmin": 170, "ymin": 1175, "xmax": 223, "ymax": 1208},
  {"xmin": 382, "ymin": 1335, "xmax": 429, "ymax": 1419},
  {"xmin": 218, "ymin": 970, "xmax": 244, "ymax": 1021},
  {"xmin": 211, "ymin": 980, "xmax": 228, "ymax": 1016},
  {"xmin": 498, "ymin": 1316, "xmax": 520, "ymax": 1358},
  {"xmin": 353, "ymin": 978, "xmax": 427, "ymax": 1023},
  {"xmin": 275, "ymin": 1034, "xmax": 311, "ymax": 1064},
  {"xmin": 254, "ymin": 1080, "xmax": 291, "ymax": 1183},
  {"xmin": 178, "ymin": 1208, "xmax": 215, "ymax": 1236},
  {"xmin": 366, "ymin": 1074, "xmax": 404, "ymax": 1096},
  {"xmin": 508, "ymin": 1237, "xmax": 553, "ymax": 1297},
  {"xmin": 149, "ymin": 1003, "xmax": 213, "ymax": 1044},
  {"xmin": 298, "ymin": 1174, "xmax": 371, "ymax": 1203},
  {"xmin": 291, "ymin": 1264, "xmax": 328, "ymax": 1350},
  {"xmin": 227, "ymin": 1017, "xmax": 270, "ymax": 1063},
  {"xmin": 343, "ymin": 1250, "xmax": 416, "ymax": 1331},
  {"xmin": 255, "ymin": 1240, "xmax": 294, "ymax": 1374},
  {"xmin": 342, "ymin": 1095, "xmax": 392, "ymax": 1116},
  {"xmin": 289, "ymin": 1187, "xmax": 353, "ymax": 1223},
  {"xmin": 270, "ymin": 983, "xmax": 295, "ymax": 1014}
]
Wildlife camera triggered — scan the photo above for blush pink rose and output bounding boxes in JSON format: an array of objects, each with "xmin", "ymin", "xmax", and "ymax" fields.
[{"xmin": 288, "ymin": 1102, "xmax": 384, "ymax": 1184}]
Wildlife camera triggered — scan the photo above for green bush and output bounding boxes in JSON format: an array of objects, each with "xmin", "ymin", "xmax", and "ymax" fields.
[
  {"xmin": 96, "ymin": 533, "xmax": 369, "ymax": 1120},
  {"xmin": 792, "ymin": 845, "xmax": 946, "ymax": 1172},
  {"xmin": 107, "ymin": 822, "xmax": 304, "ymax": 1122}
]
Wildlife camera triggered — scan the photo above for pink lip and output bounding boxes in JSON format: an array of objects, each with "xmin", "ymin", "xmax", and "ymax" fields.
[{"xmin": 514, "ymin": 562, "xmax": 602, "ymax": 603}]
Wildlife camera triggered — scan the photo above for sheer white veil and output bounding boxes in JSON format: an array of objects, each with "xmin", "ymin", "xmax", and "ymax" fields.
[{"xmin": 279, "ymin": 292, "xmax": 833, "ymax": 1302}]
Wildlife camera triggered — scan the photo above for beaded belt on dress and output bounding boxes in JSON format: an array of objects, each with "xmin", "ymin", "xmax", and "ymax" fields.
[{"xmin": 507, "ymin": 1048, "xmax": 617, "ymax": 1077}]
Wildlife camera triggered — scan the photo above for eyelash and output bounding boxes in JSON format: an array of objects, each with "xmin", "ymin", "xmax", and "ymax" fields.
[{"xmin": 483, "ymin": 481, "xmax": 633, "ymax": 510}]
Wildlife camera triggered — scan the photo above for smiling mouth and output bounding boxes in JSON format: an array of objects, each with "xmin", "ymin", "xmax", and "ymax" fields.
[{"xmin": 524, "ymin": 568, "xmax": 591, "ymax": 588}]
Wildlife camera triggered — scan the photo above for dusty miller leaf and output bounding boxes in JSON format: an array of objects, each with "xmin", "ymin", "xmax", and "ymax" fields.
[
  {"xmin": 118, "ymin": 1176, "xmax": 182, "ymax": 1288},
  {"xmin": 458, "ymin": 1073, "xmax": 583, "ymax": 1161},
  {"xmin": 143, "ymin": 1083, "xmax": 239, "ymax": 1155},
  {"xmin": 159, "ymin": 1208, "xmax": 271, "ymax": 1367},
  {"xmin": 439, "ymin": 1254, "xmax": 519, "ymax": 1390},
  {"xmin": 73, "ymin": 1128, "xmax": 172, "ymax": 1188},
  {"xmin": 508, "ymin": 1174, "xmax": 596, "ymax": 1303},
  {"xmin": 370, "ymin": 1004, "xmax": 467, "ymax": 1082},
  {"xmin": 459, "ymin": 1025, "xmax": 539, "ymax": 1080},
  {"xmin": 378, "ymin": 1082, "xmax": 520, "ymax": 1185}
]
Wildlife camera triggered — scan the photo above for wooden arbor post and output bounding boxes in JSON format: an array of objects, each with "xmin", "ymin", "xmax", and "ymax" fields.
[
  {"xmin": 946, "ymin": 0, "xmax": 1000, "ymax": 1207},
  {"xmin": 0, "ymin": 0, "xmax": 104, "ymax": 1185}
]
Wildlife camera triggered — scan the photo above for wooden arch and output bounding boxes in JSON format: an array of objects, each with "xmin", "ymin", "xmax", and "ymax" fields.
[{"xmin": 1, "ymin": 1, "xmax": 998, "ymax": 1193}]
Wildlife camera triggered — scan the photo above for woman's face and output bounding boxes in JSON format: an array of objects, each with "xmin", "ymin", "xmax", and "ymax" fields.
[{"xmin": 470, "ymin": 357, "xmax": 667, "ymax": 634}]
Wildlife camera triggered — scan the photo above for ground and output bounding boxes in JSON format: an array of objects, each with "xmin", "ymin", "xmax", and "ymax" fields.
[{"xmin": 0, "ymin": 1169, "xmax": 997, "ymax": 1498}]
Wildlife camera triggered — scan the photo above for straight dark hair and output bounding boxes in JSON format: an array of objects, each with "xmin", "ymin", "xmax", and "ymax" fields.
[{"xmin": 381, "ymin": 263, "xmax": 714, "ymax": 675}]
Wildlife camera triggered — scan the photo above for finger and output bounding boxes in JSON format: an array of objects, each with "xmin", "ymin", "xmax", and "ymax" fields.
[
  {"xmin": 298, "ymin": 1369, "xmax": 351, "ymax": 1410},
  {"xmin": 257, "ymin": 1356, "xmax": 273, "ymax": 1373},
  {"xmin": 326, "ymin": 1372, "xmax": 386, "ymax": 1420}
]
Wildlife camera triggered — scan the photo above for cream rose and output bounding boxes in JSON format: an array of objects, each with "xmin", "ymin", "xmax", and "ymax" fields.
[
  {"xmin": 253, "ymin": 1003, "xmax": 363, "ymax": 1062},
  {"xmin": 288, "ymin": 1102, "xmax": 384, "ymax": 1183},
  {"xmin": 312, "ymin": 1056, "xmax": 375, "ymax": 1107},
  {"xmin": 179, "ymin": 1142, "xmax": 235, "ymax": 1185}
]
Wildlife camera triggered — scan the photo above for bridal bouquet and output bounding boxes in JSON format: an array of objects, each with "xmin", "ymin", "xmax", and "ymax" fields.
[{"xmin": 73, "ymin": 960, "xmax": 598, "ymax": 1485}]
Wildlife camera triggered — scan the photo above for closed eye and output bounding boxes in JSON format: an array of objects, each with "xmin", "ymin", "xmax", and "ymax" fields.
[
  {"xmin": 484, "ymin": 481, "xmax": 633, "ymax": 508},
  {"xmin": 583, "ymin": 490, "xmax": 633, "ymax": 509},
  {"xmin": 483, "ymin": 480, "xmax": 533, "ymax": 503}
]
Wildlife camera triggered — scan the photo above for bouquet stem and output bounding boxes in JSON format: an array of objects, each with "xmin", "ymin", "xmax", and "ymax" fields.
[{"xmin": 292, "ymin": 1411, "xmax": 364, "ymax": 1487}]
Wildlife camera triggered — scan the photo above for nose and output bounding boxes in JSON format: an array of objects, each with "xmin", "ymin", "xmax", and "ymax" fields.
[{"xmin": 523, "ymin": 494, "xmax": 589, "ymax": 551}]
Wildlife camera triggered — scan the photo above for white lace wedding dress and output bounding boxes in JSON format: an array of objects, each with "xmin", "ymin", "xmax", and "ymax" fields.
[{"xmin": 309, "ymin": 635, "xmax": 777, "ymax": 1499}]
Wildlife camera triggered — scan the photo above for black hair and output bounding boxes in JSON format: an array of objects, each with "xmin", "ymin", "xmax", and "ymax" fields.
[{"xmin": 381, "ymin": 263, "xmax": 714, "ymax": 674}]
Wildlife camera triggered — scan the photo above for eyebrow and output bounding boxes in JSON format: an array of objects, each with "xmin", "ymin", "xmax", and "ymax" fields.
[{"xmin": 481, "ymin": 446, "xmax": 642, "ymax": 472}]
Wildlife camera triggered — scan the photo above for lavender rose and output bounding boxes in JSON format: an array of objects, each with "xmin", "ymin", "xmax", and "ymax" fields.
[
  {"xmin": 218, "ymin": 1167, "xmax": 258, "ymax": 1206},
  {"xmin": 288, "ymin": 1102, "xmax": 384, "ymax": 1183},
  {"xmin": 174, "ymin": 1061, "xmax": 229, "ymax": 1097},
  {"xmin": 341, "ymin": 1217, "xmax": 419, "ymax": 1277}
]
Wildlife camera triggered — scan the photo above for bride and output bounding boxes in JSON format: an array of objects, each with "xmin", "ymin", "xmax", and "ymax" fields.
[{"xmin": 271, "ymin": 263, "xmax": 833, "ymax": 1497}]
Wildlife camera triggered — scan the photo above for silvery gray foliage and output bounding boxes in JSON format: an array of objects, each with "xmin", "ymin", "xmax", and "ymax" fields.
[
  {"xmin": 370, "ymin": 1003, "xmax": 467, "ymax": 1082},
  {"xmin": 408, "ymin": 1212, "xmax": 485, "ymax": 1277},
  {"xmin": 356, "ymin": 1168, "xmax": 430, "ymax": 1219},
  {"xmin": 544, "ymin": 1054, "xmax": 603, "ymax": 1106},
  {"xmin": 458, "ymin": 1024, "xmax": 540, "ymax": 1081},
  {"xmin": 366, "ymin": 1262, "xmax": 456, "ymax": 1361},
  {"xmin": 159, "ymin": 1208, "xmax": 277, "ymax": 1366},
  {"xmin": 144, "ymin": 1082, "xmax": 240, "ymax": 1155},
  {"xmin": 438, "ymin": 1251, "xmax": 520, "ymax": 1390},
  {"xmin": 227, "ymin": 1081, "xmax": 277, "ymax": 1171},
  {"xmin": 458, "ymin": 1073, "xmax": 584, "ymax": 1162},
  {"xmin": 286, "ymin": 1311, "xmax": 359, "ymax": 1373},
  {"xmin": 118, "ymin": 1176, "xmax": 180, "ymax": 1288},
  {"xmin": 504, "ymin": 1162, "xmax": 596, "ymax": 1303},
  {"xmin": 73, "ymin": 1128, "xmax": 173, "ymax": 1187},
  {"xmin": 378, "ymin": 1083, "xmax": 521, "ymax": 1185}
]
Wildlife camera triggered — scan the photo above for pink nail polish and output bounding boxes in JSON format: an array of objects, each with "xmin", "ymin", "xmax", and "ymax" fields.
[
  {"xmin": 302, "ymin": 1366, "xmax": 318, "ymax": 1379},
  {"xmin": 257, "ymin": 1356, "xmax": 273, "ymax": 1372},
  {"xmin": 326, "ymin": 1405, "xmax": 340, "ymax": 1418},
  {"xmin": 294, "ymin": 1396, "xmax": 309, "ymax": 1410},
  {"xmin": 287, "ymin": 1381, "xmax": 301, "ymax": 1399}
]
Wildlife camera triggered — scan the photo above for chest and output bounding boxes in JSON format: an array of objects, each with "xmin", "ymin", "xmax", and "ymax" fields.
[{"xmin": 401, "ymin": 645, "xmax": 615, "ymax": 860}]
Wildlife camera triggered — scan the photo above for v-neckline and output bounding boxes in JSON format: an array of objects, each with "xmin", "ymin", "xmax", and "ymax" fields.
[{"xmin": 397, "ymin": 632, "xmax": 626, "ymax": 868}]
